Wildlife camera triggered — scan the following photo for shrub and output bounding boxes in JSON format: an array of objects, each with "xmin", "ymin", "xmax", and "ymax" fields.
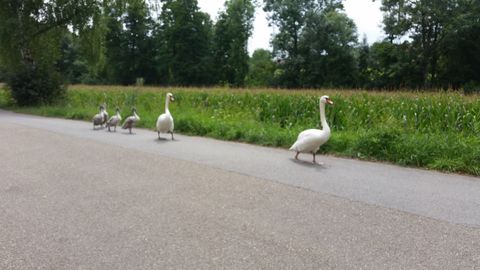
[
  {"xmin": 463, "ymin": 81, "xmax": 480, "ymax": 95},
  {"xmin": 7, "ymin": 65, "xmax": 65, "ymax": 106}
]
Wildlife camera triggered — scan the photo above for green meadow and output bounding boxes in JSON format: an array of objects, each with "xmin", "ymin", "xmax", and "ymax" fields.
[{"xmin": 1, "ymin": 85, "xmax": 479, "ymax": 176}]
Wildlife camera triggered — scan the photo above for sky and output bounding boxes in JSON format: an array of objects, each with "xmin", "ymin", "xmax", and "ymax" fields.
[{"xmin": 197, "ymin": 0, "xmax": 384, "ymax": 54}]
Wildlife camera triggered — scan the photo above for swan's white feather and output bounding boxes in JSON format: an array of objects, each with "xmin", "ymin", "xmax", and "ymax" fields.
[
  {"xmin": 156, "ymin": 113, "xmax": 174, "ymax": 133},
  {"xmin": 290, "ymin": 129, "xmax": 330, "ymax": 153}
]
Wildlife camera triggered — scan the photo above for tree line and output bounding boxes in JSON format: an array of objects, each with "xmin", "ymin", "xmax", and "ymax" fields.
[{"xmin": 0, "ymin": 0, "xmax": 479, "ymax": 105}]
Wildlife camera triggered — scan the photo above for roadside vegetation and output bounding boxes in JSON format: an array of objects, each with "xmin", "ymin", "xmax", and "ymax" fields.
[{"xmin": 1, "ymin": 85, "xmax": 479, "ymax": 176}]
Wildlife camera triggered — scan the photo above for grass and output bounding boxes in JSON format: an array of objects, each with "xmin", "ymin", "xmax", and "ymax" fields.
[{"xmin": 1, "ymin": 84, "xmax": 479, "ymax": 176}]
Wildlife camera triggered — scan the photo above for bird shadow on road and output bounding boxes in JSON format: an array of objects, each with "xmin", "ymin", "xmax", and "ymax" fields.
[
  {"xmin": 153, "ymin": 138, "xmax": 178, "ymax": 144},
  {"xmin": 290, "ymin": 158, "xmax": 327, "ymax": 170}
]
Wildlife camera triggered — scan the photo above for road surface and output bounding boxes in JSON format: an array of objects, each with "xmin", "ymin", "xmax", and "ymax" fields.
[{"xmin": 1, "ymin": 109, "xmax": 479, "ymax": 269}]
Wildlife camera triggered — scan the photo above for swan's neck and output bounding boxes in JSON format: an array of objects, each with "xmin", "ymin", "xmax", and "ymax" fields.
[
  {"xmin": 134, "ymin": 111, "xmax": 139, "ymax": 119},
  {"xmin": 320, "ymin": 102, "xmax": 330, "ymax": 132},
  {"xmin": 165, "ymin": 98, "xmax": 170, "ymax": 114}
]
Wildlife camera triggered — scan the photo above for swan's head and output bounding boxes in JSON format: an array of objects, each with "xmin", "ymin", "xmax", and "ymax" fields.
[
  {"xmin": 99, "ymin": 105, "xmax": 105, "ymax": 111},
  {"xmin": 115, "ymin": 107, "xmax": 121, "ymax": 113},
  {"xmin": 320, "ymin": 95, "xmax": 334, "ymax": 105},
  {"xmin": 132, "ymin": 107, "xmax": 137, "ymax": 113},
  {"xmin": 167, "ymin": 92, "xmax": 175, "ymax": 102}
]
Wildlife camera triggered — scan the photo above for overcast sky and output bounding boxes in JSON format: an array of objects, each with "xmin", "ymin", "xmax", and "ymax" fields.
[{"xmin": 197, "ymin": 0, "xmax": 384, "ymax": 54}]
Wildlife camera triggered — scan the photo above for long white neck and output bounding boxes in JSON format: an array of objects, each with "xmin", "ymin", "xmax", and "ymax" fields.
[
  {"xmin": 134, "ymin": 111, "xmax": 139, "ymax": 120},
  {"xmin": 320, "ymin": 101, "xmax": 330, "ymax": 133},
  {"xmin": 165, "ymin": 97, "xmax": 170, "ymax": 114}
]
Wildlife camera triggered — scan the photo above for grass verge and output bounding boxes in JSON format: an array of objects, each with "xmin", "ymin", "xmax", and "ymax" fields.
[{"xmin": 1, "ymin": 85, "xmax": 479, "ymax": 176}]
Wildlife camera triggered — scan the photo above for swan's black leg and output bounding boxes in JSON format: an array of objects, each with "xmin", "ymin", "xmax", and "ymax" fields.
[
  {"xmin": 158, "ymin": 131, "xmax": 161, "ymax": 139},
  {"xmin": 295, "ymin": 152, "xmax": 299, "ymax": 160},
  {"xmin": 312, "ymin": 153, "xmax": 316, "ymax": 163},
  {"xmin": 170, "ymin": 131, "xmax": 174, "ymax": 140}
]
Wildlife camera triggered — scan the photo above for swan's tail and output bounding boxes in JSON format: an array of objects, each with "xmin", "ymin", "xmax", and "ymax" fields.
[{"xmin": 289, "ymin": 142, "xmax": 298, "ymax": 151}]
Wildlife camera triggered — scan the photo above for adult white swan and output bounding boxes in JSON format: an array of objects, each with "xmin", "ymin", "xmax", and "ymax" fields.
[
  {"xmin": 122, "ymin": 108, "xmax": 140, "ymax": 134},
  {"xmin": 156, "ymin": 93, "xmax": 175, "ymax": 140},
  {"xmin": 290, "ymin": 95, "xmax": 334, "ymax": 163}
]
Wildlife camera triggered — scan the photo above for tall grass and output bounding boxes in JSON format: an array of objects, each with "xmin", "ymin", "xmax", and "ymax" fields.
[{"xmin": 1, "ymin": 85, "xmax": 479, "ymax": 176}]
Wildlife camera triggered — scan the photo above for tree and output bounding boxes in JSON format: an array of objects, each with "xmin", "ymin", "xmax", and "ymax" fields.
[
  {"xmin": 299, "ymin": 9, "xmax": 358, "ymax": 87},
  {"xmin": 104, "ymin": 0, "xmax": 156, "ymax": 85},
  {"xmin": 264, "ymin": 0, "xmax": 347, "ymax": 88},
  {"xmin": 380, "ymin": 0, "xmax": 455, "ymax": 88},
  {"xmin": 438, "ymin": 0, "xmax": 480, "ymax": 90},
  {"xmin": 213, "ymin": 0, "xmax": 255, "ymax": 86},
  {"xmin": 263, "ymin": 0, "xmax": 316, "ymax": 87},
  {"xmin": 157, "ymin": 0, "xmax": 214, "ymax": 86},
  {"xmin": 246, "ymin": 49, "xmax": 276, "ymax": 87},
  {"xmin": 357, "ymin": 35, "xmax": 371, "ymax": 88},
  {"xmin": 0, "ymin": 0, "xmax": 108, "ymax": 105}
]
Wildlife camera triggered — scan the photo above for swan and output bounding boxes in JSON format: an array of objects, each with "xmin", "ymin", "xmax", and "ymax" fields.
[
  {"xmin": 106, "ymin": 107, "xmax": 122, "ymax": 132},
  {"xmin": 122, "ymin": 108, "xmax": 140, "ymax": 134},
  {"xmin": 156, "ymin": 93, "xmax": 175, "ymax": 140},
  {"xmin": 102, "ymin": 102, "xmax": 109, "ymax": 126},
  {"xmin": 290, "ymin": 95, "xmax": 334, "ymax": 163},
  {"xmin": 92, "ymin": 105, "xmax": 106, "ymax": 130}
]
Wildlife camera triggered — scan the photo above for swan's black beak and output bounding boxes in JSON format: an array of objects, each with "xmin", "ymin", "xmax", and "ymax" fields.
[{"xmin": 326, "ymin": 98, "xmax": 334, "ymax": 105}]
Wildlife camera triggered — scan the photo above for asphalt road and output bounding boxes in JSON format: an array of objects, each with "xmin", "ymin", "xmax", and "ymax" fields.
[{"xmin": 1, "ymin": 110, "xmax": 480, "ymax": 269}]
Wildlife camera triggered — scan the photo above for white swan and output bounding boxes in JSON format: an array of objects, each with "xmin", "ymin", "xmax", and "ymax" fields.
[
  {"xmin": 92, "ymin": 105, "xmax": 106, "ymax": 130},
  {"xmin": 122, "ymin": 108, "xmax": 140, "ymax": 134},
  {"xmin": 156, "ymin": 93, "xmax": 175, "ymax": 140},
  {"xmin": 106, "ymin": 108, "xmax": 122, "ymax": 132},
  {"xmin": 290, "ymin": 95, "xmax": 334, "ymax": 163}
]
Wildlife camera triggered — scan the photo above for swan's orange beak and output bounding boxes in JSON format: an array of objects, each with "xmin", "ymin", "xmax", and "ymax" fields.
[{"xmin": 326, "ymin": 98, "xmax": 334, "ymax": 105}]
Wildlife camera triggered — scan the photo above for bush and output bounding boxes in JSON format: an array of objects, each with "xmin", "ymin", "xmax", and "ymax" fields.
[
  {"xmin": 463, "ymin": 81, "xmax": 480, "ymax": 95},
  {"xmin": 7, "ymin": 65, "xmax": 65, "ymax": 106}
]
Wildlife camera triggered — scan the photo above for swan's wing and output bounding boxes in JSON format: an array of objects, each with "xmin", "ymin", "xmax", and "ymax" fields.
[
  {"xmin": 290, "ymin": 129, "xmax": 327, "ymax": 152},
  {"xmin": 297, "ymin": 129, "xmax": 317, "ymax": 140},
  {"xmin": 157, "ymin": 113, "xmax": 173, "ymax": 132},
  {"xmin": 108, "ymin": 115, "xmax": 119, "ymax": 125},
  {"xmin": 92, "ymin": 113, "xmax": 103, "ymax": 125},
  {"xmin": 122, "ymin": 116, "xmax": 135, "ymax": 129}
]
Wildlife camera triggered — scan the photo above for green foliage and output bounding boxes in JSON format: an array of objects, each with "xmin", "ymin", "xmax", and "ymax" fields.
[
  {"xmin": 213, "ymin": 0, "xmax": 255, "ymax": 87},
  {"xmin": 157, "ymin": 0, "xmax": 214, "ymax": 85},
  {"xmin": 3, "ymin": 86, "xmax": 479, "ymax": 176},
  {"xmin": 300, "ymin": 10, "xmax": 358, "ymax": 87},
  {"xmin": 377, "ymin": 0, "xmax": 480, "ymax": 89},
  {"xmin": 6, "ymin": 65, "xmax": 65, "ymax": 106},
  {"xmin": 0, "ymin": 0, "xmax": 109, "ymax": 105},
  {"xmin": 246, "ymin": 49, "xmax": 276, "ymax": 87},
  {"xmin": 104, "ymin": 0, "xmax": 157, "ymax": 85}
]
